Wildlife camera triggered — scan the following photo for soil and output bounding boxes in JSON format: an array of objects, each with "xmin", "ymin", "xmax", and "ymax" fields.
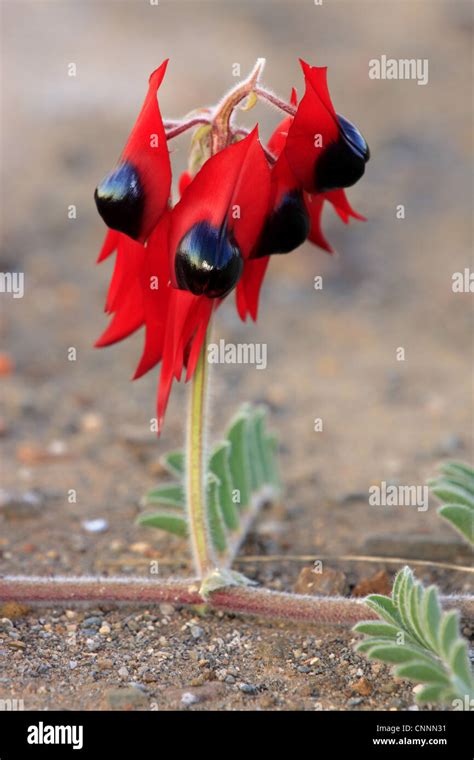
[{"xmin": 0, "ymin": 0, "xmax": 472, "ymax": 711}]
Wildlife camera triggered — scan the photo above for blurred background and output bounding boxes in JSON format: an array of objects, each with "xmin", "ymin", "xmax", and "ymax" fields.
[{"xmin": 1, "ymin": 0, "xmax": 473, "ymax": 574}]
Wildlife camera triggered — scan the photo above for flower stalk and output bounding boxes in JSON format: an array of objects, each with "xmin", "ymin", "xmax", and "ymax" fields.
[{"xmin": 186, "ymin": 315, "xmax": 216, "ymax": 577}]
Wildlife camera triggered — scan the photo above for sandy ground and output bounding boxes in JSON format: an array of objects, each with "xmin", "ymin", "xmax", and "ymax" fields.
[{"xmin": 0, "ymin": 0, "xmax": 472, "ymax": 710}]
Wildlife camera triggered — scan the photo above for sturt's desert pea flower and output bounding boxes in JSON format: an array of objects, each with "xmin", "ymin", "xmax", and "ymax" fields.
[
  {"xmin": 285, "ymin": 59, "xmax": 369, "ymax": 195},
  {"xmin": 94, "ymin": 59, "xmax": 369, "ymax": 431},
  {"xmin": 94, "ymin": 61, "xmax": 171, "ymax": 243}
]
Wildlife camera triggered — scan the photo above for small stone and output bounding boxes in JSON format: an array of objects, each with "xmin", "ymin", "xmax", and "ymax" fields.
[
  {"xmin": 69, "ymin": 660, "xmax": 78, "ymax": 670},
  {"xmin": 80, "ymin": 413, "xmax": 103, "ymax": 432},
  {"xmin": 99, "ymin": 624, "xmax": 111, "ymax": 635},
  {"xmin": 82, "ymin": 518, "xmax": 109, "ymax": 534},
  {"xmin": 294, "ymin": 566, "xmax": 348, "ymax": 596},
  {"xmin": 7, "ymin": 640, "xmax": 25, "ymax": 649},
  {"xmin": 239, "ymin": 683, "xmax": 258, "ymax": 695},
  {"xmin": 380, "ymin": 682, "xmax": 396, "ymax": 694},
  {"xmin": 0, "ymin": 489, "xmax": 45, "ymax": 518},
  {"xmin": 159, "ymin": 603, "xmax": 174, "ymax": 616},
  {"xmin": 191, "ymin": 625, "xmax": 204, "ymax": 640},
  {"xmin": 105, "ymin": 686, "xmax": 149, "ymax": 711},
  {"xmin": 352, "ymin": 570, "xmax": 392, "ymax": 598},
  {"xmin": 65, "ymin": 610, "xmax": 77, "ymax": 620},
  {"xmin": 129, "ymin": 542, "xmax": 152, "ymax": 555},
  {"xmin": 0, "ymin": 618, "xmax": 13, "ymax": 632},
  {"xmin": 181, "ymin": 691, "xmax": 200, "ymax": 706},
  {"xmin": 97, "ymin": 658, "xmax": 114, "ymax": 671},
  {"xmin": 352, "ymin": 677, "xmax": 372, "ymax": 696},
  {"xmin": 225, "ymin": 675, "xmax": 236, "ymax": 684},
  {"xmin": 347, "ymin": 697, "xmax": 363, "ymax": 706},
  {"xmin": 82, "ymin": 616, "xmax": 103, "ymax": 627},
  {"xmin": 118, "ymin": 666, "xmax": 129, "ymax": 679}
]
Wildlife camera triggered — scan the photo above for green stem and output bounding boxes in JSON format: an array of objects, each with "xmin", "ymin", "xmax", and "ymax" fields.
[{"xmin": 186, "ymin": 316, "xmax": 216, "ymax": 577}]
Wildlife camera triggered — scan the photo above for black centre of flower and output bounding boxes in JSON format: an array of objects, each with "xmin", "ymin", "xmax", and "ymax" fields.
[
  {"xmin": 94, "ymin": 161, "xmax": 145, "ymax": 240},
  {"xmin": 314, "ymin": 115, "xmax": 370, "ymax": 193},
  {"xmin": 254, "ymin": 190, "xmax": 310, "ymax": 258},
  {"xmin": 175, "ymin": 221, "xmax": 243, "ymax": 299}
]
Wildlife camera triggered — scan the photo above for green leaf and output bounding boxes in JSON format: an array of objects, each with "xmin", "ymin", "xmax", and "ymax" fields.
[
  {"xmin": 160, "ymin": 450, "xmax": 185, "ymax": 478},
  {"xmin": 422, "ymin": 586, "xmax": 441, "ymax": 651},
  {"xmin": 143, "ymin": 484, "xmax": 184, "ymax": 509},
  {"xmin": 353, "ymin": 621, "xmax": 402, "ymax": 639},
  {"xmin": 136, "ymin": 510, "xmax": 187, "ymax": 537},
  {"xmin": 407, "ymin": 582, "xmax": 431, "ymax": 650},
  {"xmin": 353, "ymin": 566, "xmax": 474, "ymax": 707},
  {"xmin": 263, "ymin": 434, "xmax": 281, "ymax": 490},
  {"xmin": 206, "ymin": 474, "xmax": 227, "ymax": 553},
  {"xmin": 365, "ymin": 644, "xmax": 431, "ymax": 665},
  {"xmin": 449, "ymin": 640, "xmax": 472, "ymax": 688},
  {"xmin": 437, "ymin": 468, "xmax": 474, "ymax": 497},
  {"xmin": 431, "ymin": 481, "xmax": 474, "ymax": 509},
  {"xmin": 365, "ymin": 595, "xmax": 401, "ymax": 627},
  {"xmin": 439, "ymin": 610, "xmax": 460, "ymax": 661},
  {"xmin": 241, "ymin": 404, "xmax": 265, "ymax": 494},
  {"xmin": 226, "ymin": 413, "xmax": 251, "ymax": 509},
  {"xmin": 438, "ymin": 504, "xmax": 473, "ymax": 544},
  {"xmin": 415, "ymin": 684, "xmax": 447, "ymax": 704},
  {"xmin": 395, "ymin": 661, "xmax": 450, "ymax": 686},
  {"xmin": 443, "ymin": 461, "xmax": 474, "ymax": 480},
  {"xmin": 209, "ymin": 442, "xmax": 240, "ymax": 531}
]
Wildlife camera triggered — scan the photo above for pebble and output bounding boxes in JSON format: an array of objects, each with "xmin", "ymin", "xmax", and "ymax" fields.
[
  {"xmin": 69, "ymin": 661, "xmax": 78, "ymax": 670},
  {"xmin": 118, "ymin": 666, "xmax": 129, "ymax": 679},
  {"xmin": 82, "ymin": 616, "xmax": 103, "ymax": 628},
  {"xmin": 0, "ymin": 618, "xmax": 13, "ymax": 632},
  {"xmin": 0, "ymin": 489, "xmax": 45, "ymax": 518},
  {"xmin": 181, "ymin": 691, "xmax": 200, "ymax": 706},
  {"xmin": 191, "ymin": 625, "xmax": 204, "ymax": 640},
  {"xmin": 352, "ymin": 677, "xmax": 372, "ymax": 696},
  {"xmin": 105, "ymin": 686, "xmax": 149, "ymax": 711},
  {"xmin": 294, "ymin": 566, "xmax": 348, "ymax": 596},
  {"xmin": 239, "ymin": 683, "xmax": 258, "ymax": 695},
  {"xmin": 347, "ymin": 697, "xmax": 364, "ymax": 706},
  {"xmin": 352, "ymin": 570, "xmax": 391, "ymax": 598},
  {"xmin": 81, "ymin": 518, "xmax": 109, "ymax": 534}
]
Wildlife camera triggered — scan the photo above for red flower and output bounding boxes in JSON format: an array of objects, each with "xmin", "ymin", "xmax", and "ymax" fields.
[
  {"xmin": 94, "ymin": 60, "xmax": 369, "ymax": 432},
  {"xmin": 169, "ymin": 128, "xmax": 271, "ymax": 299},
  {"xmin": 285, "ymin": 59, "xmax": 369, "ymax": 195},
  {"xmin": 94, "ymin": 61, "xmax": 171, "ymax": 243}
]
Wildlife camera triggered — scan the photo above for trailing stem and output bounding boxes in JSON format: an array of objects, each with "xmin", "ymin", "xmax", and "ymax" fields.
[{"xmin": 1, "ymin": 576, "xmax": 472, "ymax": 626}]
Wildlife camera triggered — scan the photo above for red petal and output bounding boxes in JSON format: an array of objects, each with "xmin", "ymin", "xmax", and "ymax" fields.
[
  {"xmin": 156, "ymin": 290, "xmax": 196, "ymax": 432},
  {"xmin": 97, "ymin": 229, "xmax": 119, "ymax": 263},
  {"xmin": 169, "ymin": 129, "xmax": 271, "ymax": 285},
  {"xmin": 325, "ymin": 188, "xmax": 366, "ymax": 223},
  {"xmin": 285, "ymin": 61, "xmax": 340, "ymax": 193},
  {"xmin": 236, "ymin": 257, "xmax": 269, "ymax": 321},
  {"xmin": 178, "ymin": 171, "xmax": 192, "ymax": 196},
  {"xmin": 105, "ymin": 234, "xmax": 146, "ymax": 314},
  {"xmin": 95, "ymin": 281, "xmax": 145, "ymax": 347},
  {"xmin": 121, "ymin": 61, "xmax": 171, "ymax": 242},
  {"xmin": 133, "ymin": 214, "xmax": 172, "ymax": 379},
  {"xmin": 304, "ymin": 193, "xmax": 333, "ymax": 253}
]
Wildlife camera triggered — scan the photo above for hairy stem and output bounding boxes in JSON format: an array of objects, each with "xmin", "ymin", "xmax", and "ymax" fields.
[
  {"xmin": 255, "ymin": 86, "xmax": 296, "ymax": 116},
  {"xmin": 165, "ymin": 117, "xmax": 211, "ymax": 140},
  {"xmin": 186, "ymin": 317, "xmax": 216, "ymax": 577},
  {"xmin": 1, "ymin": 576, "xmax": 472, "ymax": 625}
]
